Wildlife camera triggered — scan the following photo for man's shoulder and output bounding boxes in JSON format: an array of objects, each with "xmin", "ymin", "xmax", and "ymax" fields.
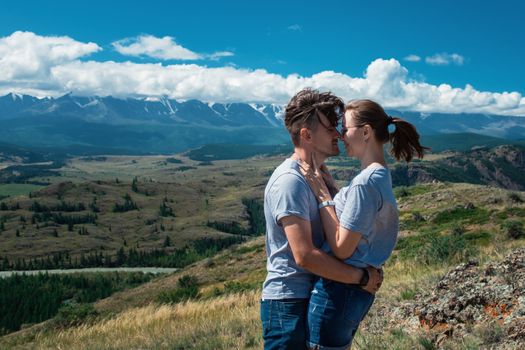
[
  {"xmin": 267, "ymin": 158, "xmax": 305, "ymax": 188},
  {"xmin": 265, "ymin": 159, "xmax": 312, "ymax": 208}
]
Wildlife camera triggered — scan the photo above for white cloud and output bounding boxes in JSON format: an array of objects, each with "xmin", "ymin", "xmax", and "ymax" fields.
[
  {"xmin": 0, "ymin": 31, "xmax": 100, "ymax": 81},
  {"xmin": 404, "ymin": 54, "xmax": 421, "ymax": 62},
  {"xmin": 208, "ymin": 51, "xmax": 235, "ymax": 61},
  {"xmin": 112, "ymin": 35, "xmax": 234, "ymax": 61},
  {"xmin": 426, "ymin": 52, "xmax": 465, "ymax": 65},
  {"xmin": 287, "ymin": 24, "xmax": 302, "ymax": 31},
  {"xmin": 0, "ymin": 32, "xmax": 524, "ymax": 117}
]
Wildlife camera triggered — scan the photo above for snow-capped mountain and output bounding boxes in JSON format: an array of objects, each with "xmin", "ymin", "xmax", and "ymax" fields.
[
  {"xmin": 0, "ymin": 93, "xmax": 286, "ymax": 127},
  {"xmin": 0, "ymin": 93, "xmax": 524, "ymax": 154}
]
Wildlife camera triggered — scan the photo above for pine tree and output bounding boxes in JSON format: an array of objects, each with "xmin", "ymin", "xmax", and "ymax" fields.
[{"xmin": 131, "ymin": 177, "xmax": 139, "ymax": 193}]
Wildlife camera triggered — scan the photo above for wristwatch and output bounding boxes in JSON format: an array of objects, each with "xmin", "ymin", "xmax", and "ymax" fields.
[{"xmin": 359, "ymin": 268, "xmax": 369, "ymax": 286}]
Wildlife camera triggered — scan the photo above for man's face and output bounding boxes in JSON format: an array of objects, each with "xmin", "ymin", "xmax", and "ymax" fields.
[{"xmin": 310, "ymin": 111, "xmax": 340, "ymax": 159}]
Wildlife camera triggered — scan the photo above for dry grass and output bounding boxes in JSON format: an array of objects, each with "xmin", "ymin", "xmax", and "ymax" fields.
[{"xmin": 30, "ymin": 291, "xmax": 262, "ymax": 350}]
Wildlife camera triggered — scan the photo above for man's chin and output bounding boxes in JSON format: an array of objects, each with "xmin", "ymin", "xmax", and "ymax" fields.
[{"xmin": 329, "ymin": 148, "xmax": 340, "ymax": 157}]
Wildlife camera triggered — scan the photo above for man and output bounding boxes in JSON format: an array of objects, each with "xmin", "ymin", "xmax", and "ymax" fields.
[{"xmin": 260, "ymin": 88, "xmax": 383, "ymax": 349}]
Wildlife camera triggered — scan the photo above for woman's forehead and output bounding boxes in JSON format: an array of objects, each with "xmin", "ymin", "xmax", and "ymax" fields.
[{"xmin": 344, "ymin": 110, "xmax": 355, "ymax": 123}]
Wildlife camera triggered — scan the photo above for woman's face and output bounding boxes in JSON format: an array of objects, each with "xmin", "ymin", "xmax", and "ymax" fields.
[{"xmin": 341, "ymin": 111, "xmax": 366, "ymax": 158}]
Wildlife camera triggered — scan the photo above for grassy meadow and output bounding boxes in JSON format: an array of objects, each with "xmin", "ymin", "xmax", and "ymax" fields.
[
  {"xmin": 0, "ymin": 184, "xmax": 45, "ymax": 198},
  {"xmin": 0, "ymin": 153, "xmax": 278, "ymax": 263},
  {"xmin": 1, "ymin": 173, "xmax": 524, "ymax": 348}
]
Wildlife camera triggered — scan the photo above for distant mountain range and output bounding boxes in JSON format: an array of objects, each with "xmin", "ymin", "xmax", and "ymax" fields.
[{"xmin": 1, "ymin": 93, "xmax": 524, "ymax": 153}]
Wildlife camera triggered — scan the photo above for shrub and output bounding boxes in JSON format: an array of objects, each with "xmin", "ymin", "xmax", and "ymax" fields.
[
  {"xmin": 177, "ymin": 275, "xmax": 198, "ymax": 289},
  {"xmin": 223, "ymin": 281, "xmax": 257, "ymax": 294},
  {"xmin": 502, "ymin": 220, "xmax": 524, "ymax": 239},
  {"xmin": 508, "ymin": 192, "xmax": 523, "ymax": 203},
  {"xmin": 400, "ymin": 288, "xmax": 417, "ymax": 300},
  {"xmin": 53, "ymin": 303, "xmax": 99, "ymax": 328},
  {"xmin": 432, "ymin": 206, "xmax": 488, "ymax": 225},
  {"xmin": 412, "ymin": 211, "xmax": 425, "ymax": 222},
  {"xmin": 451, "ymin": 223, "xmax": 466, "ymax": 236},
  {"xmin": 157, "ymin": 275, "xmax": 199, "ymax": 304},
  {"xmin": 409, "ymin": 233, "xmax": 477, "ymax": 265},
  {"xmin": 394, "ymin": 186, "xmax": 410, "ymax": 198}
]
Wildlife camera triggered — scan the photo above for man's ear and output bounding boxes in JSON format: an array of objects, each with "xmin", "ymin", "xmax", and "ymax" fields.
[{"xmin": 299, "ymin": 127, "xmax": 312, "ymax": 143}]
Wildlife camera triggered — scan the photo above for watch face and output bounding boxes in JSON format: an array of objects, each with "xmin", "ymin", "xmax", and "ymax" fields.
[{"xmin": 359, "ymin": 269, "xmax": 369, "ymax": 286}]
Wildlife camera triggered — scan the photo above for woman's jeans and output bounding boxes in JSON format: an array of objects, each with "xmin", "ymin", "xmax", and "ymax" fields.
[
  {"xmin": 260, "ymin": 298, "xmax": 309, "ymax": 350},
  {"xmin": 307, "ymin": 278, "xmax": 375, "ymax": 350}
]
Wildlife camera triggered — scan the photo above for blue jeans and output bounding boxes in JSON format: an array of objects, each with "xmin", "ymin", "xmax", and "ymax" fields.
[
  {"xmin": 260, "ymin": 298, "xmax": 309, "ymax": 350},
  {"xmin": 307, "ymin": 278, "xmax": 375, "ymax": 350}
]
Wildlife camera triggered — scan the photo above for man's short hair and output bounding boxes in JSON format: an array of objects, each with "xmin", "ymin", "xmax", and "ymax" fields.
[{"xmin": 284, "ymin": 88, "xmax": 344, "ymax": 146}]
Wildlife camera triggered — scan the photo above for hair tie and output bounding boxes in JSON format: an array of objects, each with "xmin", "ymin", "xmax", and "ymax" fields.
[{"xmin": 387, "ymin": 116, "xmax": 396, "ymax": 133}]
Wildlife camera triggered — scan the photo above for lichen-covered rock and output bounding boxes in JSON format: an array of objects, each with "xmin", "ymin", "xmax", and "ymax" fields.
[{"xmin": 409, "ymin": 248, "xmax": 525, "ymax": 348}]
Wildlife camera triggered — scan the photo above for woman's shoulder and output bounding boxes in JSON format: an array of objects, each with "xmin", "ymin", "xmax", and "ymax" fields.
[{"xmin": 352, "ymin": 165, "xmax": 389, "ymax": 186}]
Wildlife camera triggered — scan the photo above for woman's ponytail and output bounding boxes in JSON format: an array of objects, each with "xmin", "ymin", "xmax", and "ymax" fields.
[
  {"xmin": 389, "ymin": 117, "xmax": 429, "ymax": 162},
  {"xmin": 345, "ymin": 99, "xmax": 430, "ymax": 162}
]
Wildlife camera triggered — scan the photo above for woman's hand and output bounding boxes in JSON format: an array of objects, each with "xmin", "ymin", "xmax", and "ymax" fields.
[
  {"xmin": 298, "ymin": 155, "xmax": 332, "ymax": 203},
  {"xmin": 318, "ymin": 162, "xmax": 339, "ymax": 197}
]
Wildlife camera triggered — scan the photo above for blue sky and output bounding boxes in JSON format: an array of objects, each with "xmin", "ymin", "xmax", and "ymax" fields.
[{"xmin": 1, "ymin": 0, "xmax": 524, "ymax": 116}]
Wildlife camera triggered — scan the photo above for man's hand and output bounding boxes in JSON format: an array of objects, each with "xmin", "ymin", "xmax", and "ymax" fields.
[{"xmin": 361, "ymin": 267, "xmax": 384, "ymax": 295}]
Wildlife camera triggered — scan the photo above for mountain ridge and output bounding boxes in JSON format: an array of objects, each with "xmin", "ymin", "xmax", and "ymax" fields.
[{"xmin": 1, "ymin": 93, "xmax": 525, "ymax": 153}]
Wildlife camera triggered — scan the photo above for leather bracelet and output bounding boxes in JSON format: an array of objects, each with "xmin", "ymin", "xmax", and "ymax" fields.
[
  {"xmin": 359, "ymin": 268, "xmax": 369, "ymax": 286},
  {"xmin": 318, "ymin": 200, "xmax": 335, "ymax": 209}
]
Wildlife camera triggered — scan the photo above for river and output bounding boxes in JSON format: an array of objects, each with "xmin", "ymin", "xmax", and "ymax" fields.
[{"xmin": 0, "ymin": 267, "xmax": 178, "ymax": 278}]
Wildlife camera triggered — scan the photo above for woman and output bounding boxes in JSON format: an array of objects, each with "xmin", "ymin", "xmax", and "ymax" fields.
[{"xmin": 300, "ymin": 99, "xmax": 428, "ymax": 349}]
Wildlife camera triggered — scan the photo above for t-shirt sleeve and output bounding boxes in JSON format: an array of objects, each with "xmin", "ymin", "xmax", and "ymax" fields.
[
  {"xmin": 339, "ymin": 183, "xmax": 381, "ymax": 237},
  {"xmin": 267, "ymin": 172, "xmax": 311, "ymax": 224}
]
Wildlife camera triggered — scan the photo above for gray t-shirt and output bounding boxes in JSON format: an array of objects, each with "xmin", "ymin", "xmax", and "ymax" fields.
[
  {"xmin": 262, "ymin": 158, "xmax": 324, "ymax": 300},
  {"xmin": 329, "ymin": 166, "xmax": 398, "ymax": 269}
]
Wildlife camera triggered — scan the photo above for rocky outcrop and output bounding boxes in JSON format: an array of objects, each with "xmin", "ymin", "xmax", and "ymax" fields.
[{"xmin": 409, "ymin": 249, "xmax": 525, "ymax": 348}]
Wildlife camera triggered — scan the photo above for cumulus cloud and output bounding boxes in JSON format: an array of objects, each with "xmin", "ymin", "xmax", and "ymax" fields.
[
  {"xmin": 112, "ymin": 35, "xmax": 234, "ymax": 61},
  {"xmin": 112, "ymin": 35, "xmax": 201, "ymax": 60},
  {"xmin": 0, "ymin": 32, "xmax": 523, "ymax": 116},
  {"xmin": 0, "ymin": 31, "xmax": 100, "ymax": 81},
  {"xmin": 426, "ymin": 52, "xmax": 465, "ymax": 65},
  {"xmin": 404, "ymin": 54, "xmax": 421, "ymax": 62}
]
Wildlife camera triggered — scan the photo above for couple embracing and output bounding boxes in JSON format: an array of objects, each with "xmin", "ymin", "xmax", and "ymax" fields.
[{"xmin": 261, "ymin": 88, "xmax": 427, "ymax": 349}]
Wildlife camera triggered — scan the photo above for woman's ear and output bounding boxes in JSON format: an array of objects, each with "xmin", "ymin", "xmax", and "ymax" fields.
[{"xmin": 362, "ymin": 124, "xmax": 371, "ymax": 142}]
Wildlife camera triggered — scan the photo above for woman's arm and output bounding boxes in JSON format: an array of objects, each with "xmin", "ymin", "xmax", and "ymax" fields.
[
  {"xmin": 299, "ymin": 159, "xmax": 361, "ymax": 260},
  {"xmin": 317, "ymin": 205, "xmax": 361, "ymax": 260}
]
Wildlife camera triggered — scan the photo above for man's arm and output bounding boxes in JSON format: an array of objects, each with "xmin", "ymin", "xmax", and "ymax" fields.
[{"xmin": 281, "ymin": 215, "xmax": 382, "ymax": 293}]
